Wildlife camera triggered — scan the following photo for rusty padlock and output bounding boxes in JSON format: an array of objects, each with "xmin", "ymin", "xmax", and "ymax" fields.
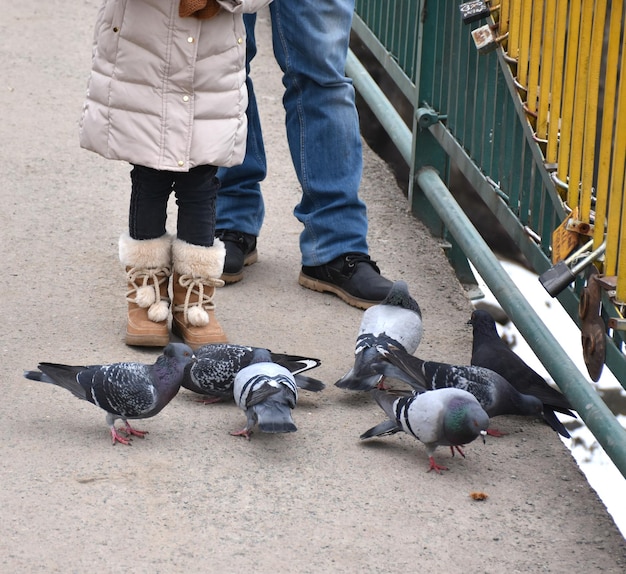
[{"xmin": 471, "ymin": 24, "xmax": 507, "ymax": 54}]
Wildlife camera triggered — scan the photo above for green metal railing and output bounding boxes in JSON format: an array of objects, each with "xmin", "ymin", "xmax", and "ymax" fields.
[{"xmin": 349, "ymin": 0, "xmax": 626, "ymax": 478}]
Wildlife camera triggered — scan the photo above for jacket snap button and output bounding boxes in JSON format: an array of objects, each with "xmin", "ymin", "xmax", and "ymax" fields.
[{"xmin": 183, "ymin": 95, "xmax": 190, "ymax": 102}]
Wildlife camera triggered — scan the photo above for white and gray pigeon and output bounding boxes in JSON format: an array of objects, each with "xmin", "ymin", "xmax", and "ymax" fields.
[
  {"xmin": 182, "ymin": 343, "xmax": 324, "ymax": 403},
  {"xmin": 231, "ymin": 348, "xmax": 301, "ymax": 439},
  {"xmin": 335, "ymin": 280, "xmax": 423, "ymax": 391},
  {"xmin": 469, "ymin": 309, "xmax": 576, "ymax": 438},
  {"xmin": 361, "ymin": 388, "xmax": 489, "ymax": 473},
  {"xmin": 23, "ymin": 342, "xmax": 194, "ymax": 445},
  {"xmin": 376, "ymin": 344, "xmax": 544, "ymax": 436}
]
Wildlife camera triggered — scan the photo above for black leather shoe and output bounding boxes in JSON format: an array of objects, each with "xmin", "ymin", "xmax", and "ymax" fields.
[
  {"xmin": 216, "ymin": 229, "xmax": 258, "ymax": 283},
  {"xmin": 299, "ymin": 252, "xmax": 393, "ymax": 309}
]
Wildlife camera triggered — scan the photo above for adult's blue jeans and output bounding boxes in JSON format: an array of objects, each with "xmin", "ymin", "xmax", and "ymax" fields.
[{"xmin": 216, "ymin": 0, "xmax": 369, "ymax": 267}]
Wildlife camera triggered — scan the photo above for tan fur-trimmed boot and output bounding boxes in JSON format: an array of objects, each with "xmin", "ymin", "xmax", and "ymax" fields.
[
  {"xmin": 119, "ymin": 233, "xmax": 172, "ymax": 347},
  {"xmin": 171, "ymin": 237, "xmax": 228, "ymax": 348}
]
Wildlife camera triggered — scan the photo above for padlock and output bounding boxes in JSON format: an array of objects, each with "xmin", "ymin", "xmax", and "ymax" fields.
[
  {"xmin": 538, "ymin": 261, "xmax": 575, "ymax": 297},
  {"xmin": 459, "ymin": 1, "xmax": 491, "ymax": 25},
  {"xmin": 539, "ymin": 241, "xmax": 606, "ymax": 297},
  {"xmin": 471, "ymin": 24, "xmax": 507, "ymax": 54}
]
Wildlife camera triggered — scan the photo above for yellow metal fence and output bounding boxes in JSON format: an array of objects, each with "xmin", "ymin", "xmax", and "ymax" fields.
[{"xmin": 499, "ymin": 0, "xmax": 626, "ymax": 299}]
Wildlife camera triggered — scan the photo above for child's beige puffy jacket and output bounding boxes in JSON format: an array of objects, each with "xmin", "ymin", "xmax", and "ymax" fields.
[{"xmin": 79, "ymin": 0, "xmax": 271, "ymax": 172}]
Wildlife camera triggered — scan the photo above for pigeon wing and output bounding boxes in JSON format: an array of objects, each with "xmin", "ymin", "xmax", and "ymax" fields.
[
  {"xmin": 183, "ymin": 344, "xmax": 254, "ymax": 396},
  {"xmin": 243, "ymin": 378, "xmax": 284, "ymax": 408},
  {"xmin": 375, "ymin": 345, "xmax": 429, "ymax": 391},
  {"xmin": 83, "ymin": 363, "xmax": 157, "ymax": 418},
  {"xmin": 470, "ymin": 310, "xmax": 575, "ymax": 415}
]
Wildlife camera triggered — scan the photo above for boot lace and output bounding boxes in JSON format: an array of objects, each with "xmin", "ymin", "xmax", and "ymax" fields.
[
  {"xmin": 216, "ymin": 229, "xmax": 255, "ymax": 251},
  {"xmin": 343, "ymin": 253, "xmax": 381, "ymax": 273},
  {"xmin": 174, "ymin": 274, "xmax": 225, "ymax": 323},
  {"xmin": 126, "ymin": 266, "xmax": 171, "ymax": 307},
  {"xmin": 216, "ymin": 229, "xmax": 245, "ymax": 244}
]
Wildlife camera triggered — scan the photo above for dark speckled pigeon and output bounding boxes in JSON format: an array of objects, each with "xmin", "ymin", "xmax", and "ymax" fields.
[
  {"xmin": 469, "ymin": 309, "xmax": 576, "ymax": 438},
  {"xmin": 335, "ymin": 280, "xmax": 423, "ymax": 391},
  {"xmin": 182, "ymin": 343, "xmax": 324, "ymax": 402},
  {"xmin": 23, "ymin": 342, "xmax": 194, "ymax": 445},
  {"xmin": 231, "ymin": 348, "xmax": 300, "ymax": 439},
  {"xmin": 375, "ymin": 344, "xmax": 544, "ymax": 436},
  {"xmin": 361, "ymin": 388, "xmax": 489, "ymax": 473}
]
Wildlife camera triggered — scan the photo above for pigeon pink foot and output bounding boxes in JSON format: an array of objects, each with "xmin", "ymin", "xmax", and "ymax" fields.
[
  {"xmin": 230, "ymin": 428, "xmax": 252, "ymax": 440},
  {"xmin": 427, "ymin": 456, "xmax": 449, "ymax": 474}
]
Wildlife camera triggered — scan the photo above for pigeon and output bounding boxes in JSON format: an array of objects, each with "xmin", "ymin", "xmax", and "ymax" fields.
[
  {"xmin": 231, "ymin": 348, "xmax": 301, "ymax": 439},
  {"xmin": 182, "ymin": 343, "xmax": 324, "ymax": 402},
  {"xmin": 360, "ymin": 388, "xmax": 489, "ymax": 473},
  {"xmin": 23, "ymin": 342, "xmax": 195, "ymax": 445},
  {"xmin": 335, "ymin": 280, "xmax": 423, "ymax": 391},
  {"xmin": 375, "ymin": 344, "xmax": 544, "ymax": 435},
  {"xmin": 469, "ymin": 309, "xmax": 576, "ymax": 438}
]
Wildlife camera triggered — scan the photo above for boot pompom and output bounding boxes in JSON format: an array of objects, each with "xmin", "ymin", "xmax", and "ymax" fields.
[
  {"xmin": 187, "ymin": 305, "xmax": 209, "ymax": 327},
  {"xmin": 135, "ymin": 284, "xmax": 157, "ymax": 308},
  {"xmin": 148, "ymin": 299, "xmax": 170, "ymax": 323}
]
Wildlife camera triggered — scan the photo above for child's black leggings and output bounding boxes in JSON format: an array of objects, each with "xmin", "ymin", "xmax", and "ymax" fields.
[{"xmin": 129, "ymin": 164, "xmax": 219, "ymax": 247}]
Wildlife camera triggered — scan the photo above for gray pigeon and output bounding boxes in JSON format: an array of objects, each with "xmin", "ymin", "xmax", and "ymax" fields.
[
  {"xmin": 469, "ymin": 309, "xmax": 576, "ymax": 438},
  {"xmin": 376, "ymin": 344, "xmax": 544, "ymax": 435},
  {"xmin": 360, "ymin": 388, "xmax": 489, "ymax": 473},
  {"xmin": 335, "ymin": 280, "xmax": 423, "ymax": 391},
  {"xmin": 182, "ymin": 343, "xmax": 323, "ymax": 402},
  {"xmin": 23, "ymin": 342, "xmax": 194, "ymax": 445},
  {"xmin": 231, "ymin": 348, "xmax": 300, "ymax": 439}
]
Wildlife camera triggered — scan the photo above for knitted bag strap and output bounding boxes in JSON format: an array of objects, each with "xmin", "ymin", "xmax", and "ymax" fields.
[{"xmin": 179, "ymin": 0, "xmax": 221, "ymax": 19}]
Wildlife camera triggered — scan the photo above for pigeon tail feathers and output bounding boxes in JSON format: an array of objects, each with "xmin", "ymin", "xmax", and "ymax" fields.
[
  {"xmin": 360, "ymin": 419, "xmax": 401, "ymax": 439},
  {"xmin": 293, "ymin": 374, "xmax": 326, "ymax": 392},
  {"xmin": 335, "ymin": 369, "xmax": 383, "ymax": 391},
  {"xmin": 542, "ymin": 408, "xmax": 571, "ymax": 438},
  {"xmin": 254, "ymin": 400, "xmax": 297, "ymax": 433},
  {"xmin": 370, "ymin": 388, "xmax": 399, "ymax": 421},
  {"xmin": 270, "ymin": 353, "xmax": 321, "ymax": 375},
  {"xmin": 335, "ymin": 345, "xmax": 388, "ymax": 390},
  {"xmin": 25, "ymin": 364, "xmax": 90, "ymax": 402}
]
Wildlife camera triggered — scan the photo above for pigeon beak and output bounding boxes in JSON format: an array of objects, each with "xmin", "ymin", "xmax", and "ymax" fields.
[{"xmin": 480, "ymin": 430, "xmax": 487, "ymax": 444}]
